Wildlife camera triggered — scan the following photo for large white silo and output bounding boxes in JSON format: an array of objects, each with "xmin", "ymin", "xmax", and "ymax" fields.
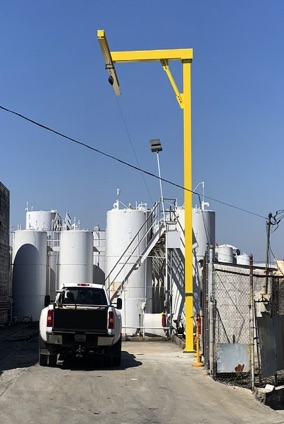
[
  {"xmin": 12, "ymin": 230, "xmax": 47, "ymax": 321},
  {"xmin": 176, "ymin": 206, "xmax": 216, "ymax": 258},
  {"xmin": 172, "ymin": 206, "xmax": 216, "ymax": 318},
  {"xmin": 105, "ymin": 203, "xmax": 151, "ymax": 335},
  {"xmin": 193, "ymin": 207, "xmax": 215, "ymax": 313},
  {"xmin": 58, "ymin": 230, "xmax": 93, "ymax": 285}
]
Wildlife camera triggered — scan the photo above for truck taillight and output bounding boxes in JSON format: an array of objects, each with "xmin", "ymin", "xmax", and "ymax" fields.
[
  {"xmin": 108, "ymin": 311, "xmax": 114, "ymax": 329},
  {"xmin": 47, "ymin": 309, "xmax": 53, "ymax": 327}
]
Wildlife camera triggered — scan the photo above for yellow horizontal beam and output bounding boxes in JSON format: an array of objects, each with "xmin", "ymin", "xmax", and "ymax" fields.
[{"xmin": 111, "ymin": 49, "xmax": 193, "ymax": 63}]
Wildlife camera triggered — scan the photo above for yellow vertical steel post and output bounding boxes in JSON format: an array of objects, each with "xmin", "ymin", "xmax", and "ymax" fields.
[{"xmin": 183, "ymin": 60, "xmax": 194, "ymax": 352}]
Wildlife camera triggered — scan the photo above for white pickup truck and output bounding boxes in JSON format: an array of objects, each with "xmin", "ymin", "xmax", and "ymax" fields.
[{"xmin": 39, "ymin": 283, "xmax": 122, "ymax": 367}]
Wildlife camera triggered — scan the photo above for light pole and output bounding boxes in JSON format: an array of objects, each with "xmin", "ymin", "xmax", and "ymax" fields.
[
  {"xmin": 150, "ymin": 139, "xmax": 169, "ymax": 335},
  {"xmin": 149, "ymin": 139, "xmax": 165, "ymax": 221}
]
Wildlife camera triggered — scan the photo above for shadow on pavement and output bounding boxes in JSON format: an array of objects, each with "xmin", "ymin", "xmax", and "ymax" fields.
[
  {"xmin": 0, "ymin": 323, "xmax": 39, "ymax": 371},
  {"xmin": 59, "ymin": 350, "xmax": 142, "ymax": 371},
  {"xmin": 0, "ymin": 324, "xmax": 144, "ymax": 372}
]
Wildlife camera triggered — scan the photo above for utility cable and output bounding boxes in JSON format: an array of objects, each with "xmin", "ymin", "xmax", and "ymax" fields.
[
  {"xmin": 114, "ymin": 97, "xmax": 153, "ymax": 204},
  {"xmin": 0, "ymin": 104, "xmax": 267, "ymax": 220}
]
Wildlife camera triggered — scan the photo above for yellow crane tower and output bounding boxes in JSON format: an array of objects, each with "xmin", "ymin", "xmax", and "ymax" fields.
[{"xmin": 97, "ymin": 30, "xmax": 194, "ymax": 352}]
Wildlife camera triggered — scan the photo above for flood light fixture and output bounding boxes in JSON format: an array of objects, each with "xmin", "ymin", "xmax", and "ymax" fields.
[{"xmin": 149, "ymin": 139, "xmax": 163, "ymax": 153}]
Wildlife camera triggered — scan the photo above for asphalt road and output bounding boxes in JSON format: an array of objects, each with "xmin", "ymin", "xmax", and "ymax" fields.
[{"xmin": 0, "ymin": 324, "xmax": 284, "ymax": 424}]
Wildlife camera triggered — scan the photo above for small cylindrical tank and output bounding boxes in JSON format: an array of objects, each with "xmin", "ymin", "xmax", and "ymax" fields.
[
  {"xmin": 237, "ymin": 253, "xmax": 250, "ymax": 266},
  {"xmin": 217, "ymin": 244, "xmax": 234, "ymax": 263}
]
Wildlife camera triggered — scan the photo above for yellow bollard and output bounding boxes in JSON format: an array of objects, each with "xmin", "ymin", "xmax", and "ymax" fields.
[{"xmin": 192, "ymin": 315, "xmax": 204, "ymax": 367}]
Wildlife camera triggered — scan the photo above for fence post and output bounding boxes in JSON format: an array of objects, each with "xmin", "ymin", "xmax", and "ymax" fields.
[
  {"xmin": 249, "ymin": 254, "xmax": 255, "ymax": 389},
  {"xmin": 208, "ymin": 244, "xmax": 214, "ymax": 376}
]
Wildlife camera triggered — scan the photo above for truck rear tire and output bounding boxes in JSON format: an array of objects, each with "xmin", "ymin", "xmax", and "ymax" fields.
[
  {"xmin": 39, "ymin": 354, "xmax": 48, "ymax": 366},
  {"xmin": 104, "ymin": 336, "xmax": 122, "ymax": 367},
  {"xmin": 113, "ymin": 336, "xmax": 122, "ymax": 366},
  {"xmin": 48, "ymin": 354, "xmax": 57, "ymax": 367},
  {"xmin": 39, "ymin": 336, "xmax": 58, "ymax": 367}
]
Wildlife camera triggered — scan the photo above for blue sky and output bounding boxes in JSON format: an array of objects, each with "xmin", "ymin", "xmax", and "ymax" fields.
[{"xmin": 1, "ymin": 1, "xmax": 284, "ymax": 261}]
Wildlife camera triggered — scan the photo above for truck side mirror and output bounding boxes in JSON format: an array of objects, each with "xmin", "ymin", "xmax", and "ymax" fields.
[
  {"xmin": 44, "ymin": 295, "xmax": 51, "ymax": 307},
  {"xmin": 116, "ymin": 298, "xmax": 122, "ymax": 310}
]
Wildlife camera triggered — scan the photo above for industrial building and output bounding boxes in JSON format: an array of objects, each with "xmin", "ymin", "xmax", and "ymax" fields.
[{"xmin": 0, "ymin": 182, "xmax": 10, "ymax": 324}]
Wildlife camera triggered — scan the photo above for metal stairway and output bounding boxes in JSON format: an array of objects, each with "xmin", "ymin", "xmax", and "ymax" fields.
[{"xmin": 105, "ymin": 200, "xmax": 178, "ymax": 301}]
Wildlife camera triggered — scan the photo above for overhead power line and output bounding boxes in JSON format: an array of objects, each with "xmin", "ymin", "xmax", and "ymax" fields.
[
  {"xmin": 114, "ymin": 96, "xmax": 153, "ymax": 204},
  {"xmin": 0, "ymin": 104, "xmax": 266, "ymax": 220}
]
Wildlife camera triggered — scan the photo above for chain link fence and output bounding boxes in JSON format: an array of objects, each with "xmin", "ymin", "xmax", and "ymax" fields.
[{"xmin": 202, "ymin": 251, "xmax": 284, "ymax": 390}]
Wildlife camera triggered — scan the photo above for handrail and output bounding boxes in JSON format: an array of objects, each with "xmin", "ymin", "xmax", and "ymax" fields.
[
  {"xmin": 175, "ymin": 215, "xmax": 185, "ymax": 249},
  {"xmin": 105, "ymin": 199, "xmax": 181, "ymax": 298},
  {"xmin": 109, "ymin": 225, "xmax": 166, "ymax": 301},
  {"xmin": 104, "ymin": 202, "xmax": 160, "ymax": 289}
]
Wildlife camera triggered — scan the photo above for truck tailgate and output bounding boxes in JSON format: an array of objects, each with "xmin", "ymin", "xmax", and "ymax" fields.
[{"xmin": 53, "ymin": 307, "xmax": 108, "ymax": 332}]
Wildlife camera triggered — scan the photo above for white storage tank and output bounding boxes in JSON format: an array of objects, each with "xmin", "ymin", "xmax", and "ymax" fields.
[
  {"xmin": 105, "ymin": 202, "xmax": 151, "ymax": 335},
  {"xmin": 12, "ymin": 230, "xmax": 47, "ymax": 321},
  {"xmin": 192, "ymin": 207, "xmax": 215, "ymax": 314},
  {"xmin": 58, "ymin": 230, "xmax": 93, "ymax": 285},
  {"xmin": 217, "ymin": 244, "xmax": 235, "ymax": 263},
  {"xmin": 26, "ymin": 210, "xmax": 58, "ymax": 231},
  {"xmin": 193, "ymin": 207, "xmax": 216, "ymax": 259},
  {"xmin": 173, "ymin": 206, "xmax": 216, "ymax": 316},
  {"xmin": 237, "ymin": 253, "xmax": 250, "ymax": 266},
  {"xmin": 177, "ymin": 205, "xmax": 216, "ymax": 258}
]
